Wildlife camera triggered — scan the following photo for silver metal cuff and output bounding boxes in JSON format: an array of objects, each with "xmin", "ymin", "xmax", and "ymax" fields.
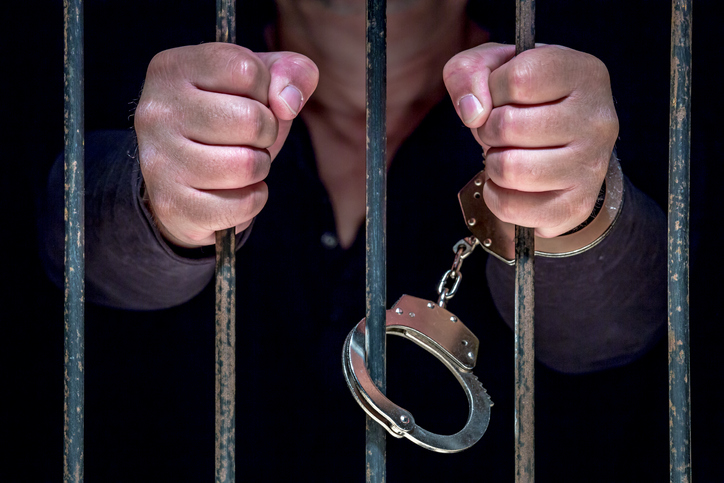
[
  {"xmin": 458, "ymin": 153, "xmax": 624, "ymax": 265},
  {"xmin": 342, "ymin": 295, "xmax": 492, "ymax": 453}
]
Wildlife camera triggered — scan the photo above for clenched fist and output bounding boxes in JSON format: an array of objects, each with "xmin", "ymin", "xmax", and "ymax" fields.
[
  {"xmin": 443, "ymin": 43, "xmax": 618, "ymax": 238},
  {"xmin": 135, "ymin": 42, "xmax": 319, "ymax": 247}
]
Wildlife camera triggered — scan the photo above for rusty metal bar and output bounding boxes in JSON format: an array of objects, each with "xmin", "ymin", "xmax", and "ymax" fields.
[
  {"xmin": 668, "ymin": 0, "xmax": 692, "ymax": 481},
  {"xmin": 365, "ymin": 0, "xmax": 387, "ymax": 481},
  {"xmin": 514, "ymin": 1, "xmax": 535, "ymax": 482},
  {"xmin": 63, "ymin": 0, "xmax": 85, "ymax": 481},
  {"xmin": 215, "ymin": 1, "xmax": 237, "ymax": 482}
]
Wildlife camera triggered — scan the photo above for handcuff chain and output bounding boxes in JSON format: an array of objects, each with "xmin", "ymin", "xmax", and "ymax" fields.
[{"xmin": 437, "ymin": 236, "xmax": 479, "ymax": 308}]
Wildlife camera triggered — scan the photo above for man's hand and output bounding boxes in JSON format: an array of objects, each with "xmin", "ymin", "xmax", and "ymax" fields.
[
  {"xmin": 135, "ymin": 43, "xmax": 319, "ymax": 248},
  {"xmin": 443, "ymin": 43, "xmax": 618, "ymax": 237}
]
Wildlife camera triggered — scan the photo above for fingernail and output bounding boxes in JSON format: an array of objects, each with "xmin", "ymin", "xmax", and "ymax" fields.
[
  {"xmin": 459, "ymin": 94, "xmax": 483, "ymax": 124},
  {"xmin": 280, "ymin": 85, "xmax": 303, "ymax": 116}
]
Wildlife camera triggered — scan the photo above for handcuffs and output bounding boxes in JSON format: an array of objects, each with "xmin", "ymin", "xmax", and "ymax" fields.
[
  {"xmin": 342, "ymin": 154, "xmax": 624, "ymax": 452},
  {"xmin": 343, "ymin": 293, "xmax": 492, "ymax": 453}
]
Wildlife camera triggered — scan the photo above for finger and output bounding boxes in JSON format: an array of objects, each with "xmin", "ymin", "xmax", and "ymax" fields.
[
  {"xmin": 172, "ymin": 141, "xmax": 272, "ymax": 191},
  {"xmin": 190, "ymin": 184, "xmax": 269, "ymax": 232},
  {"xmin": 443, "ymin": 43, "xmax": 516, "ymax": 128},
  {"xmin": 151, "ymin": 181, "xmax": 269, "ymax": 246},
  {"xmin": 477, "ymin": 100, "xmax": 578, "ymax": 148},
  {"xmin": 483, "ymin": 146, "xmax": 588, "ymax": 193},
  {"xmin": 179, "ymin": 89, "xmax": 279, "ymax": 147},
  {"xmin": 257, "ymin": 51, "xmax": 320, "ymax": 121},
  {"xmin": 488, "ymin": 45, "xmax": 608, "ymax": 106},
  {"xmin": 153, "ymin": 43, "xmax": 272, "ymax": 102},
  {"xmin": 482, "ymin": 178, "xmax": 598, "ymax": 237}
]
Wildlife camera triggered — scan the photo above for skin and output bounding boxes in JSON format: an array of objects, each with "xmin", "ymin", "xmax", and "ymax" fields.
[{"xmin": 134, "ymin": 0, "xmax": 618, "ymax": 249}]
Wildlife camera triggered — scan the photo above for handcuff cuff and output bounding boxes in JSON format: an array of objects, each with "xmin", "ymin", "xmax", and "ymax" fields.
[{"xmin": 342, "ymin": 153, "xmax": 624, "ymax": 453}]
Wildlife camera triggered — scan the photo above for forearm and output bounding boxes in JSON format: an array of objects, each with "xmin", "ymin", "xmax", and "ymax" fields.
[
  {"xmin": 486, "ymin": 176, "xmax": 667, "ymax": 374},
  {"xmin": 39, "ymin": 130, "xmax": 241, "ymax": 310}
]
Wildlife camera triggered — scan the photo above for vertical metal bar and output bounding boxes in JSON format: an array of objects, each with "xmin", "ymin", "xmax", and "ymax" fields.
[
  {"xmin": 514, "ymin": 1, "xmax": 535, "ymax": 482},
  {"xmin": 365, "ymin": 0, "xmax": 387, "ymax": 481},
  {"xmin": 215, "ymin": 2, "xmax": 236, "ymax": 482},
  {"xmin": 63, "ymin": 0, "xmax": 85, "ymax": 481},
  {"xmin": 668, "ymin": 0, "xmax": 692, "ymax": 481}
]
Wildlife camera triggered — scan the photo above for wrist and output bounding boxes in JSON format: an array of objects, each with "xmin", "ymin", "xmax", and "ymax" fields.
[{"xmin": 459, "ymin": 150, "xmax": 624, "ymax": 265}]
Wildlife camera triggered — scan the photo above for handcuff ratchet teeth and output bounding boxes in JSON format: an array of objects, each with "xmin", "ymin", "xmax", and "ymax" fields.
[{"xmin": 342, "ymin": 294, "xmax": 492, "ymax": 453}]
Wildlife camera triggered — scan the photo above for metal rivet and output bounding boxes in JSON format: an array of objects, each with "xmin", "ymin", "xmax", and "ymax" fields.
[
  {"xmin": 400, "ymin": 415, "xmax": 410, "ymax": 424},
  {"xmin": 461, "ymin": 340, "xmax": 469, "ymax": 346},
  {"xmin": 395, "ymin": 308, "xmax": 403, "ymax": 315},
  {"xmin": 474, "ymin": 192, "xmax": 481, "ymax": 199},
  {"xmin": 450, "ymin": 316, "xmax": 458, "ymax": 323},
  {"xmin": 467, "ymin": 218, "xmax": 476, "ymax": 226},
  {"xmin": 474, "ymin": 178, "xmax": 483, "ymax": 186},
  {"xmin": 467, "ymin": 351, "xmax": 475, "ymax": 360},
  {"xmin": 409, "ymin": 312, "xmax": 416, "ymax": 318},
  {"xmin": 427, "ymin": 302, "xmax": 435, "ymax": 309},
  {"xmin": 483, "ymin": 238, "xmax": 492, "ymax": 247}
]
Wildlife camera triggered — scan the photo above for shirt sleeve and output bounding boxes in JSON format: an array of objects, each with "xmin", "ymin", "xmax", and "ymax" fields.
[
  {"xmin": 485, "ymin": 176, "xmax": 667, "ymax": 374},
  {"xmin": 39, "ymin": 129, "xmax": 250, "ymax": 310}
]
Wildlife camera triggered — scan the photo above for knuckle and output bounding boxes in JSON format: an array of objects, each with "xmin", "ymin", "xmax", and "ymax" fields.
[
  {"xmin": 146, "ymin": 48, "xmax": 176, "ymax": 77},
  {"xmin": 443, "ymin": 53, "xmax": 479, "ymax": 84},
  {"xmin": 233, "ymin": 148, "xmax": 270, "ymax": 185},
  {"xmin": 507, "ymin": 59, "xmax": 535, "ymax": 101},
  {"xmin": 229, "ymin": 52, "xmax": 266, "ymax": 91},
  {"xmin": 237, "ymin": 103, "xmax": 277, "ymax": 146},
  {"xmin": 497, "ymin": 149, "xmax": 524, "ymax": 186},
  {"xmin": 497, "ymin": 106, "xmax": 518, "ymax": 144},
  {"xmin": 197, "ymin": 43, "xmax": 269, "ymax": 94},
  {"xmin": 487, "ymin": 148, "xmax": 527, "ymax": 190},
  {"xmin": 584, "ymin": 53, "xmax": 610, "ymax": 82},
  {"xmin": 135, "ymin": 97, "xmax": 171, "ymax": 132}
]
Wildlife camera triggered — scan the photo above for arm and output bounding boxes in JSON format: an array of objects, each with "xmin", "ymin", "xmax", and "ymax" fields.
[
  {"xmin": 443, "ymin": 43, "xmax": 665, "ymax": 373},
  {"xmin": 40, "ymin": 43, "xmax": 319, "ymax": 310},
  {"xmin": 41, "ymin": 130, "xmax": 221, "ymax": 310},
  {"xmin": 486, "ymin": 176, "xmax": 666, "ymax": 373}
]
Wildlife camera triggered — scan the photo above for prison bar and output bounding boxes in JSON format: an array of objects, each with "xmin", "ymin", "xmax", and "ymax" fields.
[
  {"xmin": 365, "ymin": 0, "xmax": 388, "ymax": 481},
  {"xmin": 215, "ymin": 1, "xmax": 237, "ymax": 482},
  {"xmin": 63, "ymin": 0, "xmax": 85, "ymax": 481},
  {"xmin": 57, "ymin": 0, "xmax": 694, "ymax": 480},
  {"xmin": 668, "ymin": 0, "xmax": 692, "ymax": 481},
  {"xmin": 514, "ymin": 1, "xmax": 536, "ymax": 482}
]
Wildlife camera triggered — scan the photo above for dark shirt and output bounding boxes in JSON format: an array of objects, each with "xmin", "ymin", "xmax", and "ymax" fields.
[{"xmin": 41, "ymin": 97, "xmax": 668, "ymax": 481}]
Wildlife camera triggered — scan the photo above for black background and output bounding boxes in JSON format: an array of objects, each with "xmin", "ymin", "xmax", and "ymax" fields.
[{"xmin": 3, "ymin": 0, "xmax": 722, "ymax": 481}]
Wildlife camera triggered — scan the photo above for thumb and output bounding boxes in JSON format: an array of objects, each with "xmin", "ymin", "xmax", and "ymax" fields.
[
  {"xmin": 256, "ymin": 51, "xmax": 319, "ymax": 159},
  {"xmin": 443, "ymin": 43, "xmax": 516, "ymax": 129},
  {"xmin": 256, "ymin": 51, "xmax": 320, "ymax": 122}
]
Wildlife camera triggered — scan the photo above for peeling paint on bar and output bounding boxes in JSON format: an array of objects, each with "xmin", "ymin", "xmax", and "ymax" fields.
[
  {"xmin": 215, "ymin": 1, "xmax": 237, "ymax": 482},
  {"xmin": 668, "ymin": 0, "xmax": 692, "ymax": 481},
  {"xmin": 63, "ymin": 0, "xmax": 85, "ymax": 481},
  {"xmin": 515, "ymin": 1, "xmax": 536, "ymax": 482},
  {"xmin": 365, "ymin": 0, "xmax": 387, "ymax": 481}
]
